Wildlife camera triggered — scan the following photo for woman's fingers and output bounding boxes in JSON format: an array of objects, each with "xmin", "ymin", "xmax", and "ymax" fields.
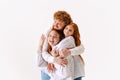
[
  {"xmin": 47, "ymin": 63, "xmax": 56, "ymax": 73},
  {"xmin": 38, "ymin": 34, "xmax": 45, "ymax": 52}
]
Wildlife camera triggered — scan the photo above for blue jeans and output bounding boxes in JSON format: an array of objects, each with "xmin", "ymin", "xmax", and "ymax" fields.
[
  {"xmin": 74, "ymin": 77, "xmax": 82, "ymax": 80},
  {"xmin": 41, "ymin": 70, "xmax": 82, "ymax": 80},
  {"xmin": 41, "ymin": 70, "xmax": 50, "ymax": 80}
]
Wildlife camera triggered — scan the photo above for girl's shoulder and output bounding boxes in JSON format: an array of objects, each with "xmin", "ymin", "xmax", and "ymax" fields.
[
  {"xmin": 59, "ymin": 36, "xmax": 75, "ymax": 44},
  {"xmin": 64, "ymin": 36, "xmax": 74, "ymax": 40}
]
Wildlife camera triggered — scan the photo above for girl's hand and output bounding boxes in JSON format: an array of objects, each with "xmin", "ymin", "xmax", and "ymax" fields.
[
  {"xmin": 38, "ymin": 34, "xmax": 45, "ymax": 52},
  {"xmin": 51, "ymin": 47, "xmax": 59, "ymax": 57},
  {"xmin": 59, "ymin": 48, "xmax": 71, "ymax": 58},
  {"xmin": 54, "ymin": 56, "xmax": 68, "ymax": 67},
  {"xmin": 47, "ymin": 63, "xmax": 56, "ymax": 73}
]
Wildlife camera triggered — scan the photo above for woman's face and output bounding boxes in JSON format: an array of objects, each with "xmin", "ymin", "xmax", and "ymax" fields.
[
  {"xmin": 63, "ymin": 25, "xmax": 74, "ymax": 37},
  {"xmin": 48, "ymin": 30, "xmax": 60, "ymax": 46},
  {"xmin": 53, "ymin": 19, "xmax": 65, "ymax": 30}
]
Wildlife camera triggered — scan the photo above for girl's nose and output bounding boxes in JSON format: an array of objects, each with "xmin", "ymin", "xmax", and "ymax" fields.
[
  {"xmin": 66, "ymin": 30, "xmax": 69, "ymax": 34},
  {"xmin": 50, "ymin": 37, "xmax": 54, "ymax": 41}
]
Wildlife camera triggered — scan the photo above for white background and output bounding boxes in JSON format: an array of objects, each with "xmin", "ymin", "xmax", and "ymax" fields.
[{"xmin": 0, "ymin": 0, "xmax": 119, "ymax": 80}]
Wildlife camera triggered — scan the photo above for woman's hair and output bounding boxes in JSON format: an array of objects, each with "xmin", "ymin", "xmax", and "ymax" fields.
[
  {"xmin": 69, "ymin": 22, "xmax": 81, "ymax": 46},
  {"xmin": 47, "ymin": 29, "xmax": 64, "ymax": 53},
  {"xmin": 54, "ymin": 11, "xmax": 73, "ymax": 26}
]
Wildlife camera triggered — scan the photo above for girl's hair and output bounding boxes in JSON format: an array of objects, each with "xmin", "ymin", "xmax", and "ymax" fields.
[
  {"xmin": 54, "ymin": 11, "xmax": 73, "ymax": 26},
  {"xmin": 47, "ymin": 29, "xmax": 64, "ymax": 53},
  {"xmin": 69, "ymin": 22, "xmax": 81, "ymax": 46},
  {"xmin": 69, "ymin": 23, "xmax": 85, "ymax": 65}
]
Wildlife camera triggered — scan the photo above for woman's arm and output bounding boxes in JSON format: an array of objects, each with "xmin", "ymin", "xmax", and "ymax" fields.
[
  {"xmin": 37, "ymin": 29, "xmax": 55, "ymax": 65},
  {"xmin": 70, "ymin": 44, "xmax": 85, "ymax": 55},
  {"xmin": 37, "ymin": 51, "xmax": 48, "ymax": 67},
  {"xmin": 36, "ymin": 28, "xmax": 55, "ymax": 63},
  {"xmin": 38, "ymin": 34, "xmax": 45, "ymax": 53}
]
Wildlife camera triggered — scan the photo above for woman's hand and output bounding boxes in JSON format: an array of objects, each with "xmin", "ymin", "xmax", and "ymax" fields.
[
  {"xmin": 38, "ymin": 34, "xmax": 45, "ymax": 52},
  {"xmin": 47, "ymin": 63, "xmax": 56, "ymax": 73}
]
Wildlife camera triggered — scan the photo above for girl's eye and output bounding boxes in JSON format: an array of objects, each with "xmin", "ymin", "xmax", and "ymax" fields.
[
  {"xmin": 49, "ymin": 35, "xmax": 52, "ymax": 38},
  {"xmin": 53, "ymin": 35, "xmax": 58, "ymax": 39},
  {"xmin": 69, "ymin": 30, "xmax": 72, "ymax": 32},
  {"xmin": 65, "ymin": 27, "xmax": 68, "ymax": 30}
]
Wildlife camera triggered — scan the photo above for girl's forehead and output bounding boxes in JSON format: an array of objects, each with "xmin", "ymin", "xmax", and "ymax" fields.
[
  {"xmin": 50, "ymin": 30, "xmax": 56, "ymax": 33},
  {"xmin": 66, "ymin": 25, "xmax": 74, "ymax": 29},
  {"xmin": 50, "ymin": 30, "xmax": 59, "ymax": 35}
]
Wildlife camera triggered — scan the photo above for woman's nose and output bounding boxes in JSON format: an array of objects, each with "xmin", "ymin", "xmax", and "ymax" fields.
[{"xmin": 55, "ymin": 22, "xmax": 59, "ymax": 26}]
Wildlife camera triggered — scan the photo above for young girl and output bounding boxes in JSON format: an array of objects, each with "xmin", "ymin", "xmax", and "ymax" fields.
[
  {"xmin": 46, "ymin": 22, "xmax": 84, "ymax": 80},
  {"xmin": 45, "ymin": 29, "xmax": 67, "ymax": 80},
  {"xmin": 63, "ymin": 23, "xmax": 85, "ymax": 80}
]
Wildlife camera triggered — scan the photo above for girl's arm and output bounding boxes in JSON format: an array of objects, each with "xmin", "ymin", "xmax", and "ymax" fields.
[
  {"xmin": 42, "ymin": 50, "xmax": 67, "ymax": 66},
  {"xmin": 42, "ymin": 51, "xmax": 54, "ymax": 63},
  {"xmin": 57, "ymin": 36, "xmax": 85, "ymax": 57},
  {"xmin": 42, "ymin": 37, "xmax": 67, "ymax": 65},
  {"xmin": 57, "ymin": 36, "xmax": 76, "ymax": 50},
  {"xmin": 38, "ymin": 29, "xmax": 67, "ymax": 65},
  {"xmin": 60, "ymin": 44, "xmax": 85, "ymax": 58}
]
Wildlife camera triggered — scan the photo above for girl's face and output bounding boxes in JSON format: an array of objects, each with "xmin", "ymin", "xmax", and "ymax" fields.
[
  {"xmin": 48, "ymin": 30, "xmax": 60, "ymax": 46},
  {"xmin": 64, "ymin": 25, "xmax": 74, "ymax": 37},
  {"xmin": 53, "ymin": 19, "xmax": 65, "ymax": 30}
]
